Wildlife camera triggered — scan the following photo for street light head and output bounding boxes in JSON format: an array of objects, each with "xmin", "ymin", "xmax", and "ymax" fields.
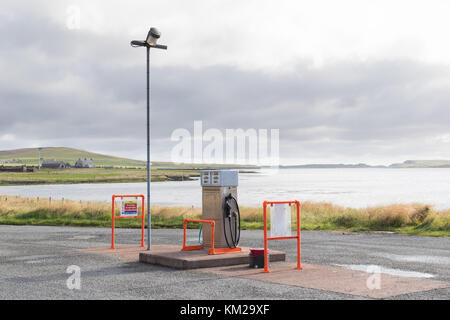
[
  {"xmin": 146, "ymin": 27, "xmax": 161, "ymax": 46},
  {"xmin": 131, "ymin": 40, "xmax": 147, "ymax": 47}
]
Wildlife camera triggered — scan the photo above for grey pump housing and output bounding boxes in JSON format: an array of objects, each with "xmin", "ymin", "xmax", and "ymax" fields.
[
  {"xmin": 200, "ymin": 170, "xmax": 238, "ymax": 187},
  {"xmin": 200, "ymin": 170, "xmax": 239, "ymax": 248}
]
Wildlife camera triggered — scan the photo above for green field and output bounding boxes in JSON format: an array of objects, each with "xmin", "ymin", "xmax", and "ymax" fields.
[
  {"xmin": 0, "ymin": 147, "xmax": 146, "ymax": 167},
  {"xmin": 0, "ymin": 147, "xmax": 258, "ymax": 185},
  {"xmin": 0, "ymin": 167, "xmax": 199, "ymax": 185}
]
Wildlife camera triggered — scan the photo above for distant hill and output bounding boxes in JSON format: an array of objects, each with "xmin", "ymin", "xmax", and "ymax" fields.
[
  {"xmin": 0, "ymin": 147, "xmax": 260, "ymax": 169},
  {"xmin": 389, "ymin": 160, "xmax": 450, "ymax": 168},
  {"xmin": 1, "ymin": 147, "xmax": 449, "ymax": 169},
  {"xmin": 0, "ymin": 147, "xmax": 146, "ymax": 167},
  {"xmin": 281, "ymin": 163, "xmax": 385, "ymax": 169},
  {"xmin": 282, "ymin": 160, "xmax": 450, "ymax": 169}
]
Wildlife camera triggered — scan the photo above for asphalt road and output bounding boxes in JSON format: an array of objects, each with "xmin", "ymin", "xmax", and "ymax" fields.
[{"xmin": 0, "ymin": 225, "xmax": 448, "ymax": 300}]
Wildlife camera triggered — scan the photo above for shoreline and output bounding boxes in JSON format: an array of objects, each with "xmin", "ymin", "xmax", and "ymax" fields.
[{"xmin": 0, "ymin": 167, "xmax": 200, "ymax": 186}]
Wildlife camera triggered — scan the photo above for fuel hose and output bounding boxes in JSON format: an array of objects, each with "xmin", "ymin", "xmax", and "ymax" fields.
[
  {"xmin": 223, "ymin": 194, "xmax": 241, "ymax": 248},
  {"xmin": 198, "ymin": 224, "xmax": 203, "ymax": 245}
]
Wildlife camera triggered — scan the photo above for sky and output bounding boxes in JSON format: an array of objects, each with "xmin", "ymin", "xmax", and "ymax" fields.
[{"xmin": 1, "ymin": 0, "xmax": 450, "ymax": 165}]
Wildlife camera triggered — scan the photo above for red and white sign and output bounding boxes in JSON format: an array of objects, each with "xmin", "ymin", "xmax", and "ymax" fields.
[{"xmin": 121, "ymin": 200, "xmax": 138, "ymax": 216}]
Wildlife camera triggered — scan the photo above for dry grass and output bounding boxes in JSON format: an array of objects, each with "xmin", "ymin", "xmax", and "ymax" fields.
[
  {"xmin": 0, "ymin": 195, "xmax": 448, "ymax": 236},
  {"xmin": 150, "ymin": 205, "xmax": 202, "ymax": 219},
  {"xmin": 299, "ymin": 201, "xmax": 449, "ymax": 234},
  {"xmin": 0, "ymin": 196, "xmax": 106, "ymax": 216}
]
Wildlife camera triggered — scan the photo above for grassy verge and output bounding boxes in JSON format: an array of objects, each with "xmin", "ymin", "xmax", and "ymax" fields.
[
  {"xmin": 0, "ymin": 168, "xmax": 199, "ymax": 185},
  {"xmin": 0, "ymin": 196, "xmax": 448, "ymax": 236}
]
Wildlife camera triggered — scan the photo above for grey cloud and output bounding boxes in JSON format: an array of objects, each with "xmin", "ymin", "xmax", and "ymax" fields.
[{"xmin": 1, "ymin": 4, "xmax": 450, "ymax": 164}]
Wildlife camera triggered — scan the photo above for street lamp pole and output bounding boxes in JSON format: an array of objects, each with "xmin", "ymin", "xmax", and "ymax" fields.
[
  {"xmin": 146, "ymin": 46, "xmax": 151, "ymax": 250},
  {"xmin": 131, "ymin": 28, "xmax": 167, "ymax": 251}
]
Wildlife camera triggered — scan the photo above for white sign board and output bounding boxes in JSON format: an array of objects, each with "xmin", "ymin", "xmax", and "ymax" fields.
[{"xmin": 270, "ymin": 203, "xmax": 291, "ymax": 238}]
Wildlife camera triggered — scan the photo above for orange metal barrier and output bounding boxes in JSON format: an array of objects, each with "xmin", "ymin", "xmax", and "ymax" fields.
[
  {"xmin": 181, "ymin": 219, "xmax": 242, "ymax": 255},
  {"xmin": 111, "ymin": 194, "xmax": 145, "ymax": 249},
  {"xmin": 263, "ymin": 200, "xmax": 302, "ymax": 273}
]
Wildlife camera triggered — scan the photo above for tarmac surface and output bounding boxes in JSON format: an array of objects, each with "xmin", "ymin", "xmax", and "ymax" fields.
[{"xmin": 0, "ymin": 225, "xmax": 448, "ymax": 300}]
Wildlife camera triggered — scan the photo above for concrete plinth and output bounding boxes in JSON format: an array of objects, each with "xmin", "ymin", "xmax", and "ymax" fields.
[{"xmin": 139, "ymin": 245, "xmax": 285, "ymax": 270}]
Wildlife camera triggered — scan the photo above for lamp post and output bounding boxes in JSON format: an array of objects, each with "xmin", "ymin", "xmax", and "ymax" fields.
[{"xmin": 131, "ymin": 27, "xmax": 167, "ymax": 251}]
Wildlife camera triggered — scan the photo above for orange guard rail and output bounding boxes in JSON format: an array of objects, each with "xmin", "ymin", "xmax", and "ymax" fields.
[
  {"xmin": 181, "ymin": 219, "xmax": 242, "ymax": 255},
  {"xmin": 263, "ymin": 200, "xmax": 302, "ymax": 273},
  {"xmin": 111, "ymin": 194, "xmax": 145, "ymax": 249}
]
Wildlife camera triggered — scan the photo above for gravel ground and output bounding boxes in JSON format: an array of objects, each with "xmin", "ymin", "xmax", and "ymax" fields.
[{"xmin": 0, "ymin": 225, "xmax": 448, "ymax": 300}]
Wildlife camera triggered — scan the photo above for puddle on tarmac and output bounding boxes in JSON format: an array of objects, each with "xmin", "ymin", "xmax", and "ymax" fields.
[
  {"xmin": 372, "ymin": 253, "xmax": 450, "ymax": 265},
  {"xmin": 24, "ymin": 258, "xmax": 58, "ymax": 264},
  {"xmin": 335, "ymin": 264, "xmax": 435, "ymax": 278},
  {"xmin": 68, "ymin": 235, "xmax": 97, "ymax": 240}
]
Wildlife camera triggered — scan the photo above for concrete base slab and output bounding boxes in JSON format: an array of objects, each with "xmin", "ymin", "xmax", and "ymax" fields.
[
  {"xmin": 80, "ymin": 245, "xmax": 449, "ymax": 298},
  {"xmin": 196, "ymin": 262, "xmax": 450, "ymax": 299},
  {"xmin": 139, "ymin": 245, "xmax": 286, "ymax": 270},
  {"xmin": 80, "ymin": 245, "xmax": 147, "ymax": 261},
  {"xmin": 80, "ymin": 245, "xmax": 285, "ymax": 270}
]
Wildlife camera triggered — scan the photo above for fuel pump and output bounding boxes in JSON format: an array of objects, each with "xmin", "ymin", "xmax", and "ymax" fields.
[{"xmin": 200, "ymin": 170, "xmax": 241, "ymax": 250}]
